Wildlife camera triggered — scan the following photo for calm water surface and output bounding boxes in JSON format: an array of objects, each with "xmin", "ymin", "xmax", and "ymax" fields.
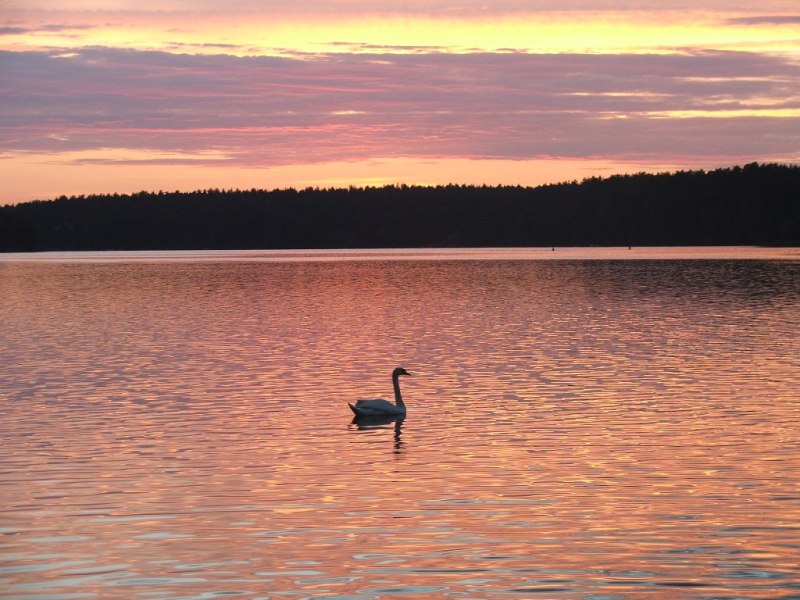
[{"xmin": 1, "ymin": 248, "xmax": 799, "ymax": 599}]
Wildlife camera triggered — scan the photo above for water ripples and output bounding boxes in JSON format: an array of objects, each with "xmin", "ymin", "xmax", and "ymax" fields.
[{"xmin": 1, "ymin": 252, "xmax": 799, "ymax": 598}]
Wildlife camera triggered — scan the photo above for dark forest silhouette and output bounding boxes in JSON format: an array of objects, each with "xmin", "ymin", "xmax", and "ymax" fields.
[{"xmin": 1, "ymin": 163, "xmax": 798, "ymax": 251}]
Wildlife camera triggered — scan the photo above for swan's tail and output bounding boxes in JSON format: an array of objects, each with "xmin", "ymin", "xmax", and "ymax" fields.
[{"xmin": 348, "ymin": 402, "xmax": 361, "ymax": 416}]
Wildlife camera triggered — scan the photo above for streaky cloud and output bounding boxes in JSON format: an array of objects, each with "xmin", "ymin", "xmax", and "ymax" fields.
[
  {"xmin": 0, "ymin": 27, "xmax": 29, "ymax": 35},
  {"xmin": 1, "ymin": 47, "xmax": 798, "ymax": 167},
  {"xmin": 0, "ymin": 23, "xmax": 95, "ymax": 35},
  {"xmin": 726, "ymin": 15, "xmax": 800, "ymax": 25}
]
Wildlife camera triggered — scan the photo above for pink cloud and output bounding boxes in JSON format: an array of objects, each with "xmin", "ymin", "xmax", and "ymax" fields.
[{"xmin": 1, "ymin": 48, "xmax": 798, "ymax": 167}]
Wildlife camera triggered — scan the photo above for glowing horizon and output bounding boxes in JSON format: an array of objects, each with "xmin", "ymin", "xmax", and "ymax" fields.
[{"xmin": 4, "ymin": 8, "xmax": 800, "ymax": 57}]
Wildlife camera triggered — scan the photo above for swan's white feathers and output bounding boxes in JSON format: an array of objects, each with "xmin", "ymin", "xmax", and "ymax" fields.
[
  {"xmin": 348, "ymin": 367, "xmax": 410, "ymax": 418},
  {"xmin": 349, "ymin": 398, "xmax": 405, "ymax": 417}
]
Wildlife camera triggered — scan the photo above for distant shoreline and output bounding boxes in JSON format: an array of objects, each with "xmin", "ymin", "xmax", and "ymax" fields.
[
  {"xmin": 2, "ymin": 163, "xmax": 798, "ymax": 251},
  {"xmin": 2, "ymin": 247, "xmax": 799, "ymax": 264}
]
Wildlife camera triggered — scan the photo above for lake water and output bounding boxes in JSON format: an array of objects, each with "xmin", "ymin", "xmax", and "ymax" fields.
[{"xmin": 1, "ymin": 247, "xmax": 799, "ymax": 599}]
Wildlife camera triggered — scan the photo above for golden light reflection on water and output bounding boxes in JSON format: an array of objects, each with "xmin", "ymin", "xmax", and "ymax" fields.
[{"xmin": 1, "ymin": 250, "xmax": 799, "ymax": 598}]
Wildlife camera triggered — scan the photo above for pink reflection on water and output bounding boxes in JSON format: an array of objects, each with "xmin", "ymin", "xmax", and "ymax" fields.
[{"xmin": 0, "ymin": 252, "xmax": 798, "ymax": 597}]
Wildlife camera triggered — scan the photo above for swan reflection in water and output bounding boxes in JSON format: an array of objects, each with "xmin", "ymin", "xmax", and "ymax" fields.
[{"xmin": 349, "ymin": 414, "xmax": 406, "ymax": 452}]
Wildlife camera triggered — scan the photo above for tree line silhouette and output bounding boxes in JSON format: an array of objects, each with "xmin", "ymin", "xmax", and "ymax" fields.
[{"xmin": 1, "ymin": 163, "xmax": 798, "ymax": 251}]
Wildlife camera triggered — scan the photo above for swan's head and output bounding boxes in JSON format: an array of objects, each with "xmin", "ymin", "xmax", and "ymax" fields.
[{"xmin": 393, "ymin": 367, "xmax": 410, "ymax": 378}]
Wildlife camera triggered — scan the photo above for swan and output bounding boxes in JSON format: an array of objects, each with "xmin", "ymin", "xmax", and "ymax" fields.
[{"xmin": 349, "ymin": 367, "xmax": 410, "ymax": 418}]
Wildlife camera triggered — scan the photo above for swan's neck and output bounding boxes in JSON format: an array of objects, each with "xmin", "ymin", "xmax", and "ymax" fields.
[{"xmin": 393, "ymin": 374, "xmax": 405, "ymax": 408}]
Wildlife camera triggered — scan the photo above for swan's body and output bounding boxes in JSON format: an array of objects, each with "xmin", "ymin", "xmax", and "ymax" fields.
[
  {"xmin": 349, "ymin": 367, "xmax": 410, "ymax": 418},
  {"xmin": 350, "ymin": 398, "xmax": 404, "ymax": 416}
]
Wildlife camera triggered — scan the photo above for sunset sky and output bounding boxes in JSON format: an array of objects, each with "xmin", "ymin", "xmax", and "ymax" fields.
[{"xmin": 1, "ymin": 1, "xmax": 799, "ymax": 204}]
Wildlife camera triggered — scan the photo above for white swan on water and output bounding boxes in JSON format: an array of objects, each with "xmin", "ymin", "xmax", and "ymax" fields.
[{"xmin": 349, "ymin": 367, "xmax": 410, "ymax": 418}]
